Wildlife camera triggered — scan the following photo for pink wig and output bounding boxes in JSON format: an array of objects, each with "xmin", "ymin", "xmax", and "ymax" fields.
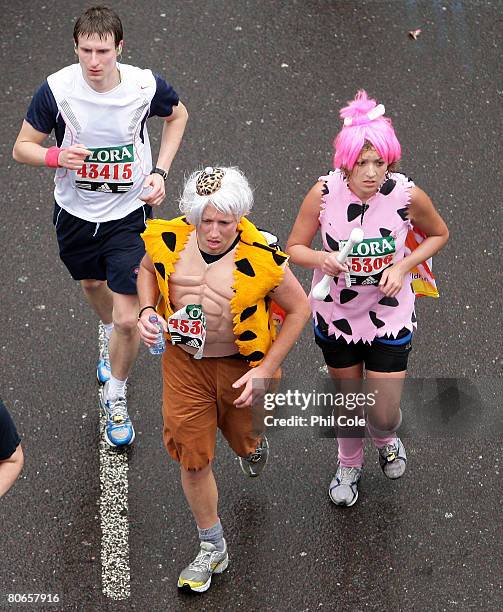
[{"xmin": 333, "ymin": 90, "xmax": 401, "ymax": 171}]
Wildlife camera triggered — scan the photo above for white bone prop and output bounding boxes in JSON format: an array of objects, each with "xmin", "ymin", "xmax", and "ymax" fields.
[
  {"xmin": 343, "ymin": 104, "xmax": 385, "ymax": 126},
  {"xmin": 312, "ymin": 227, "xmax": 365, "ymax": 300}
]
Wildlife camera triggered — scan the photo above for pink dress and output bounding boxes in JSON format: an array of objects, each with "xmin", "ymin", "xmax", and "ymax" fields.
[{"xmin": 310, "ymin": 170, "xmax": 416, "ymax": 343}]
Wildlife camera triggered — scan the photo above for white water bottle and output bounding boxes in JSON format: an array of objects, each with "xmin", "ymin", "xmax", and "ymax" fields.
[{"xmin": 148, "ymin": 314, "xmax": 166, "ymax": 355}]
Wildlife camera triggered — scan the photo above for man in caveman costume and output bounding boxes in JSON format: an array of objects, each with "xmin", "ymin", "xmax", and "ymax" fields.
[{"xmin": 137, "ymin": 166, "xmax": 310, "ymax": 593}]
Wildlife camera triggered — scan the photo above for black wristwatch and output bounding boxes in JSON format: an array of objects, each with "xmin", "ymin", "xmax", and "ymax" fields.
[{"xmin": 151, "ymin": 167, "xmax": 169, "ymax": 181}]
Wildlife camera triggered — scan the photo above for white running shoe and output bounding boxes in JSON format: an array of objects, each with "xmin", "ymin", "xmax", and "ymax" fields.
[{"xmin": 329, "ymin": 464, "xmax": 362, "ymax": 507}]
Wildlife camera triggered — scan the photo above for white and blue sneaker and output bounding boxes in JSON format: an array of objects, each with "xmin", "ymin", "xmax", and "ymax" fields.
[
  {"xmin": 97, "ymin": 322, "xmax": 111, "ymax": 385},
  {"xmin": 100, "ymin": 382, "xmax": 135, "ymax": 447}
]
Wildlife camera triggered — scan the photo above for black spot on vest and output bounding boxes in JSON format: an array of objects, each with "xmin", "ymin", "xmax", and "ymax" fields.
[
  {"xmin": 239, "ymin": 330, "xmax": 257, "ymax": 341},
  {"xmin": 316, "ymin": 313, "xmax": 329, "ymax": 335},
  {"xmin": 378, "ymin": 296, "xmax": 399, "ymax": 307},
  {"xmin": 347, "ymin": 202, "xmax": 369, "ymax": 222},
  {"xmin": 246, "ymin": 351, "xmax": 265, "ymax": 362},
  {"xmin": 161, "ymin": 232, "xmax": 177, "ymax": 252},
  {"xmin": 325, "ymin": 233, "xmax": 339, "ymax": 251},
  {"xmin": 235, "ymin": 258, "xmax": 255, "ymax": 277},
  {"xmin": 340, "ymin": 289, "xmax": 358, "ymax": 304},
  {"xmin": 333, "ymin": 319, "xmax": 352, "ymax": 335},
  {"xmin": 273, "ymin": 252, "xmax": 288, "ymax": 266},
  {"xmin": 240, "ymin": 305, "xmax": 258, "ymax": 321},
  {"xmin": 323, "ymin": 294, "xmax": 333, "ymax": 303},
  {"xmin": 397, "ymin": 208, "xmax": 408, "ymax": 221},
  {"xmin": 321, "ymin": 182, "xmax": 329, "ymax": 196},
  {"xmin": 411, "ymin": 311, "xmax": 417, "ymax": 323},
  {"xmin": 369, "ymin": 311, "xmax": 385, "ymax": 328},
  {"xmin": 154, "ymin": 262, "xmax": 166, "ymax": 279},
  {"xmin": 379, "ymin": 228, "xmax": 392, "ymax": 237},
  {"xmin": 379, "ymin": 178, "xmax": 396, "ymax": 195}
]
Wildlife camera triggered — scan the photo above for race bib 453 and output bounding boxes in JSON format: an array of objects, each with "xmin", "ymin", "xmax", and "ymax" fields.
[
  {"xmin": 168, "ymin": 304, "xmax": 207, "ymax": 359},
  {"xmin": 75, "ymin": 144, "xmax": 134, "ymax": 193}
]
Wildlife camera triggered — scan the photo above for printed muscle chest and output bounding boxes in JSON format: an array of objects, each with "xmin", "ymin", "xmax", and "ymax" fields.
[{"xmin": 169, "ymin": 234, "xmax": 236, "ymax": 345}]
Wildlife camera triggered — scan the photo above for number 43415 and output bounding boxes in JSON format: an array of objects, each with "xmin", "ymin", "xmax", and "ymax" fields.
[{"xmin": 76, "ymin": 163, "xmax": 132, "ymax": 180}]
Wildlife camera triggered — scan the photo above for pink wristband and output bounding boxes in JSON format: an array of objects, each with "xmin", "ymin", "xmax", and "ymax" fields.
[{"xmin": 45, "ymin": 146, "xmax": 63, "ymax": 168}]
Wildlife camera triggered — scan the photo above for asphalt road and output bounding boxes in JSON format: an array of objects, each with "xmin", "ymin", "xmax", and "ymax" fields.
[{"xmin": 1, "ymin": 1, "xmax": 502, "ymax": 611}]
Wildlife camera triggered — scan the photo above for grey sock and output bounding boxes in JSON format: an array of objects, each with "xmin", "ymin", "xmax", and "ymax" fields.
[{"xmin": 198, "ymin": 519, "xmax": 225, "ymax": 552}]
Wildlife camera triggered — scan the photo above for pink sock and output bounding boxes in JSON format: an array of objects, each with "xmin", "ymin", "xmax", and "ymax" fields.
[{"xmin": 337, "ymin": 436, "xmax": 364, "ymax": 467}]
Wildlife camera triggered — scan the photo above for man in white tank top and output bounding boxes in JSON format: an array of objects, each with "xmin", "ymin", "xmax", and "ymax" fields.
[{"xmin": 12, "ymin": 6, "xmax": 188, "ymax": 448}]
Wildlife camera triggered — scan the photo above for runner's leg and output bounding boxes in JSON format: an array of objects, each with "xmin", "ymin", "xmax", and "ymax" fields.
[
  {"xmin": 365, "ymin": 369, "xmax": 406, "ymax": 444},
  {"xmin": 365, "ymin": 369, "xmax": 407, "ymax": 479},
  {"xmin": 109, "ymin": 292, "xmax": 140, "ymax": 381},
  {"xmin": 80, "ymin": 279, "xmax": 113, "ymax": 324},
  {"xmin": 327, "ymin": 363, "xmax": 365, "ymax": 506},
  {"xmin": 181, "ymin": 463, "xmax": 219, "ymax": 529},
  {"xmin": 328, "ymin": 363, "xmax": 365, "ymax": 467}
]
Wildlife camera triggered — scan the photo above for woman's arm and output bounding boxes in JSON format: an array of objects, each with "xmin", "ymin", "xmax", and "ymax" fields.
[
  {"xmin": 401, "ymin": 186, "xmax": 450, "ymax": 271},
  {"xmin": 379, "ymin": 186, "xmax": 449, "ymax": 297},
  {"xmin": 286, "ymin": 182, "xmax": 324, "ymax": 269},
  {"xmin": 286, "ymin": 182, "xmax": 348, "ymax": 276}
]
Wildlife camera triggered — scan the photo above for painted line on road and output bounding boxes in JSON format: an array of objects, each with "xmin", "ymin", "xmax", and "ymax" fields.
[{"xmin": 97, "ymin": 327, "xmax": 131, "ymax": 600}]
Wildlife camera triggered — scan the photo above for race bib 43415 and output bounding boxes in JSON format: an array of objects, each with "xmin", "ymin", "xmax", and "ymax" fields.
[{"xmin": 75, "ymin": 144, "xmax": 134, "ymax": 193}]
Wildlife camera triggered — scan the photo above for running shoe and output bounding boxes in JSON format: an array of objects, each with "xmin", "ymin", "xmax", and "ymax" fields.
[
  {"xmin": 100, "ymin": 383, "xmax": 135, "ymax": 447},
  {"xmin": 238, "ymin": 435, "xmax": 269, "ymax": 478},
  {"xmin": 378, "ymin": 437, "xmax": 407, "ymax": 479},
  {"xmin": 177, "ymin": 539, "xmax": 228, "ymax": 593},
  {"xmin": 97, "ymin": 322, "xmax": 111, "ymax": 385},
  {"xmin": 328, "ymin": 464, "xmax": 362, "ymax": 507}
]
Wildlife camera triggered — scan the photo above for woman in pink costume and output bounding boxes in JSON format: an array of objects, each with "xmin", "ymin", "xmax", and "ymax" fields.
[{"xmin": 287, "ymin": 90, "xmax": 449, "ymax": 506}]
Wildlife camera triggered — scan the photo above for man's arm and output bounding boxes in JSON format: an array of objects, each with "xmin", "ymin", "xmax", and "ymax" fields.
[
  {"xmin": 155, "ymin": 101, "xmax": 189, "ymax": 174},
  {"xmin": 233, "ymin": 266, "xmax": 311, "ymax": 407},
  {"xmin": 136, "ymin": 253, "xmax": 166, "ymax": 346},
  {"xmin": 0, "ymin": 444, "xmax": 24, "ymax": 498},
  {"xmin": 12, "ymin": 120, "xmax": 90, "ymax": 170},
  {"xmin": 141, "ymin": 102, "xmax": 189, "ymax": 206},
  {"xmin": 12, "ymin": 120, "xmax": 51, "ymax": 166}
]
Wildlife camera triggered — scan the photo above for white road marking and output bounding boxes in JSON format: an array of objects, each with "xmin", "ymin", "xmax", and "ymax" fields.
[{"xmin": 97, "ymin": 326, "xmax": 131, "ymax": 600}]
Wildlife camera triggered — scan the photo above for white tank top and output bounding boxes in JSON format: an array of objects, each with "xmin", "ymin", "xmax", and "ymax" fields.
[{"xmin": 47, "ymin": 63, "xmax": 156, "ymax": 222}]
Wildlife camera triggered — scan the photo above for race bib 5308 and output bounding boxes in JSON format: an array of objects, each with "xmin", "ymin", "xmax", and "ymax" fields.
[
  {"xmin": 340, "ymin": 236, "xmax": 396, "ymax": 286},
  {"xmin": 76, "ymin": 144, "xmax": 134, "ymax": 193}
]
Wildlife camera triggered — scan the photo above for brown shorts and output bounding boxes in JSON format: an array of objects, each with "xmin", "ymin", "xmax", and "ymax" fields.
[{"xmin": 161, "ymin": 343, "xmax": 263, "ymax": 471}]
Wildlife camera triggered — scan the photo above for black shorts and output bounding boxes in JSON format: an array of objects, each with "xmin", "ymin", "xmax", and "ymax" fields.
[
  {"xmin": 53, "ymin": 203, "xmax": 152, "ymax": 295},
  {"xmin": 314, "ymin": 325, "xmax": 413, "ymax": 373}
]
